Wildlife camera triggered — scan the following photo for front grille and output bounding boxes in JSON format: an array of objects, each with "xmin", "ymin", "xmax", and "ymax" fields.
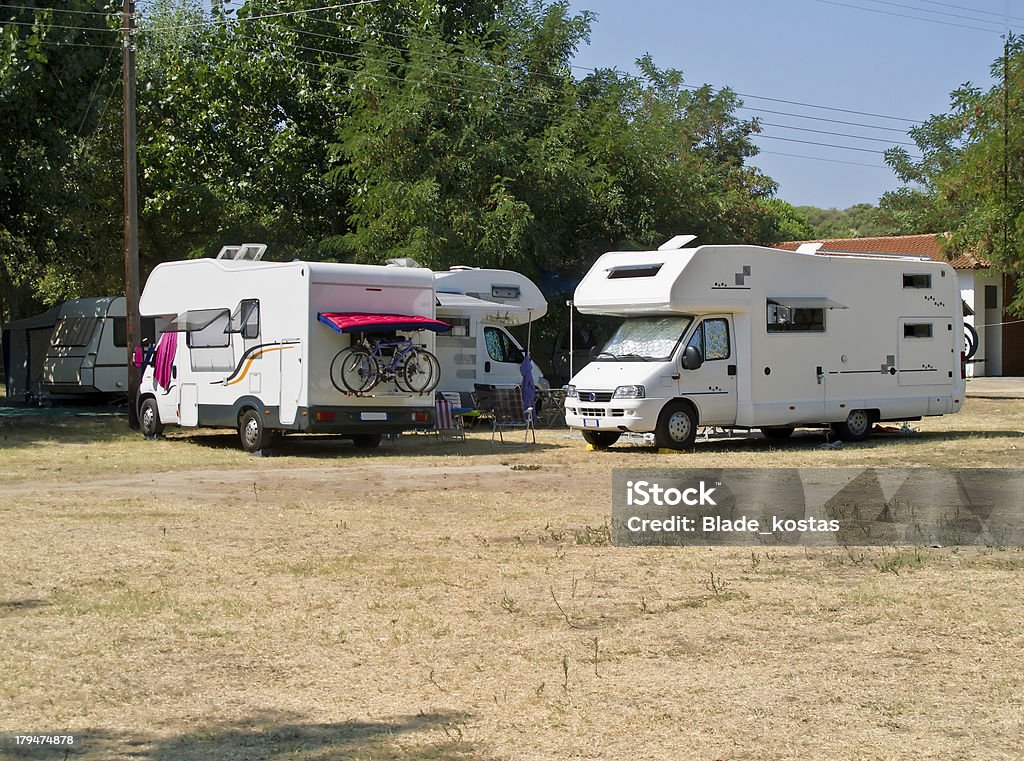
[
  {"xmin": 577, "ymin": 390, "xmax": 614, "ymax": 403},
  {"xmin": 578, "ymin": 407, "xmax": 606, "ymax": 417}
]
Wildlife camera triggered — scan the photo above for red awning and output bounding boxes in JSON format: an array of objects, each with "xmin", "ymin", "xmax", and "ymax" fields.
[{"xmin": 318, "ymin": 312, "xmax": 451, "ymax": 335}]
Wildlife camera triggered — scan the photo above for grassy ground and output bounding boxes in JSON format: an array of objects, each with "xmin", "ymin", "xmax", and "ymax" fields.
[{"xmin": 1, "ymin": 400, "xmax": 1023, "ymax": 760}]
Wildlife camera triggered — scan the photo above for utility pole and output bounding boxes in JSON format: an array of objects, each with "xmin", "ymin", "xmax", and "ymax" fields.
[{"xmin": 122, "ymin": 0, "xmax": 141, "ymax": 429}]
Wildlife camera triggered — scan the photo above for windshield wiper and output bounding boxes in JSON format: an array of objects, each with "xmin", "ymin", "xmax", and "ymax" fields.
[{"xmin": 595, "ymin": 352, "xmax": 650, "ymax": 361}]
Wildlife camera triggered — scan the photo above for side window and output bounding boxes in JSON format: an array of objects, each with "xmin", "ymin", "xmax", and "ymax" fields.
[
  {"xmin": 187, "ymin": 310, "xmax": 231, "ymax": 348},
  {"xmin": 767, "ymin": 303, "xmax": 825, "ymax": 332},
  {"xmin": 687, "ymin": 319, "xmax": 730, "ymax": 360},
  {"xmin": 903, "ymin": 273, "xmax": 932, "ymax": 289},
  {"xmin": 703, "ymin": 319, "xmax": 730, "ymax": 360},
  {"xmin": 484, "ymin": 327, "xmax": 523, "ymax": 363},
  {"xmin": 228, "ymin": 299, "xmax": 260, "ymax": 340}
]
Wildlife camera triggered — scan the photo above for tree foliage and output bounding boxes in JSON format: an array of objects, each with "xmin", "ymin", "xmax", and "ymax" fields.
[
  {"xmin": 881, "ymin": 35, "xmax": 1024, "ymax": 311},
  {"xmin": 2, "ymin": 0, "xmax": 802, "ymax": 322}
]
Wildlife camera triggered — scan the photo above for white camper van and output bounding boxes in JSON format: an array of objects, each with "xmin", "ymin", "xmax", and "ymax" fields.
[
  {"xmin": 564, "ymin": 236, "xmax": 967, "ymax": 449},
  {"xmin": 137, "ymin": 245, "xmax": 447, "ymax": 451},
  {"xmin": 431, "ymin": 266, "xmax": 549, "ymax": 406}
]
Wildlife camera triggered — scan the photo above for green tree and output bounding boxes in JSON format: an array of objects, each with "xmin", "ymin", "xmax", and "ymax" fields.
[
  {"xmin": 882, "ymin": 35, "xmax": 1024, "ymax": 310},
  {"xmin": 0, "ymin": 1, "xmax": 119, "ymax": 318}
]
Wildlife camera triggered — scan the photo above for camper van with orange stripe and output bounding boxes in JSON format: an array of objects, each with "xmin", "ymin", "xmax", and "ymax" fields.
[{"xmin": 136, "ymin": 244, "xmax": 449, "ymax": 452}]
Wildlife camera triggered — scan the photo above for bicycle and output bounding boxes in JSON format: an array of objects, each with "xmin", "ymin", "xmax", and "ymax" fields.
[{"xmin": 330, "ymin": 334, "xmax": 441, "ymax": 394}]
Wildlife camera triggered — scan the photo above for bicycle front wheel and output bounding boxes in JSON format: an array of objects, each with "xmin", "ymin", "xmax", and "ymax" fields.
[
  {"xmin": 331, "ymin": 347, "xmax": 379, "ymax": 393},
  {"xmin": 401, "ymin": 348, "xmax": 440, "ymax": 394}
]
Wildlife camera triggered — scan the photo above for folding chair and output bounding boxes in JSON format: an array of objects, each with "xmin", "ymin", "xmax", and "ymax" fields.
[
  {"xmin": 433, "ymin": 394, "xmax": 466, "ymax": 441},
  {"xmin": 473, "ymin": 383, "xmax": 536, "ymax": 444}
]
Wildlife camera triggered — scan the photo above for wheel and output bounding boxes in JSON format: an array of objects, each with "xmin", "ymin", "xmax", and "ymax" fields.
[
  {"xmin": 239, "ymin": 409, "xmax": 273, "ymax": 453},
  {"xmin": 351, "ymin": 433, "xmax": 382, "ymax": 450},
  {"xmin": 139, "ymin": 397, "xmax": 164, "ymax": 437},
  {"xmin": 831, "ymin": 409, "xmax": 872, "ymax": 442},
  {"xmin": 760, "ymin": 426, "xmax": 795, "ymax": 440},
  {"xmin": 654, "ymin": 400, "xmax": 698, "ymax": 450},
  {"xmin": 582, "ymin": 431, "xmax": 620, "ymax": 449},
  {"xmin": 401, "ymin": 348, "xmax": 440, "ymax": 394},
  {"xmin": 331, "ymin": 347, "xmax": 378, "ymax": 393},
  {"xmin": 964, "ymin": 323, "xmax": 979, "ymax": 360}
]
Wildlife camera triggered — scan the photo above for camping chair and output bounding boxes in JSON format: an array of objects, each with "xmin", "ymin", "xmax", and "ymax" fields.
[
  {"xmin": 473, "ymin": 383, "xmax": 536, "ymax": 444},
  {"xmin": 433, "ymin": 392, "xmax": 466, "ymax": 442}
]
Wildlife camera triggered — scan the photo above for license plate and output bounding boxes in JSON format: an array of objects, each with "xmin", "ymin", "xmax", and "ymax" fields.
[
  {"xmin": 360, "ymin": 412, "xmax": 388, "ymax": 421},
  {"xmin": 583, "ymin": 418, "xmax": 601, "ymax": 428}
]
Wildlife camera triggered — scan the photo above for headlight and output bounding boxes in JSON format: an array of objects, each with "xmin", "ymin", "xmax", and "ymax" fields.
[
  {"xmin": 613, "ymin": 385, "xmax": 646, "ymax": 399},
  {"xmin": 564, "ymin": 384, "xmax": 578, "ymax": 398}
]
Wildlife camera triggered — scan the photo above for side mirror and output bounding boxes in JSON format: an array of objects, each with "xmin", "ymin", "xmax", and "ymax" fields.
[{"xmin": 682, "ymin": 345, "xmax": 704, "ymax": 371}]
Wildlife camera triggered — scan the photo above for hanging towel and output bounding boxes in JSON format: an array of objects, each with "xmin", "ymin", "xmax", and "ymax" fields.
[
  {"xmin": 153, "ymin": 332, "xmax": 177, "ymax": 391},
  {"xmin": 519, "ymin": 354, "xmax": 536, "ymax": 421}
]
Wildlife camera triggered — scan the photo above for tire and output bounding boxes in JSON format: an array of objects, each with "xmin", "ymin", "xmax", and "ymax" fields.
[
  {"xmin": 582, "ymin": 430, "xmax": 620, "ymax": 449},
  {"xmin": 831, "ymin": 409, "xmax": 872, "ymax": 442},
  {"xmin": 331, "ymin": 347, "xmax": 378, "ymax": 393},
  {"xmin": 351, "ymin": 433, "xmax": 382, "ymax": 450},
  {"xmin": 654, "ymin": 400, "xmax": 698, "ymax": 450},
  {"xmin": 964, "ymin": 323, "xmax": 979, "ymax": 360},
  {"xmin": 760, "ymin": 426, "xmax": 795, "ymax": 440},
  {"xmin": 139, "ymin": 397, "xmax": 164, "ymax": 437},
  {"xmin": 401, "ymin": 348, "xmax": 441, "ymax": 394},
  {"xmin": 239, "ymin": 409, "xmax": 273, "ymax": 453}
]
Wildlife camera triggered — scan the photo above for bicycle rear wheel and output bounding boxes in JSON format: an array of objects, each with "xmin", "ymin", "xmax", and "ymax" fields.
[
  {"xmin": 331, "ymin": 347, "xmax": 379, "ymax": 393},
  {"xmin": 401, "ymin": 348, "xmax": 440, "ymax": 393}
]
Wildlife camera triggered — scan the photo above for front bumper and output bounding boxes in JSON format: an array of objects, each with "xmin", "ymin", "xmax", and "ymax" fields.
[{"xmin": 563, "ymin": 397, "xmax": 664, "ymax": 433}]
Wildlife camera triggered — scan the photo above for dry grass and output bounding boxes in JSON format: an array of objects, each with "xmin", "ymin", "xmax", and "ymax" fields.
[{"xmin": 1, "ymin": 400, "xmax": 1023, "ymax": 760}]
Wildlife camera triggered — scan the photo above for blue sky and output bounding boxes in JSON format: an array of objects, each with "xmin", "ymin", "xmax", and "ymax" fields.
[{"xmin": 565, "ymin": 0, "xmax": 1017, "ymax": 208}]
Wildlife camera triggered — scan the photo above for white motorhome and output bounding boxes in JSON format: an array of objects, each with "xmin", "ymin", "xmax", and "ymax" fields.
[
  {"xmin": 137, "ymin": 245, "xmax": 446, "ymax": 451},
  {"xmin": 431, "ymin": 266, "xmax": 548, "ymax": 406},
  {"xmin": 2, "ymin": 297, "xmax": 157, "ymax": 402},
  {"xmin": 565, "ymin": 236, "xmax": 967, "ymax": 449}
]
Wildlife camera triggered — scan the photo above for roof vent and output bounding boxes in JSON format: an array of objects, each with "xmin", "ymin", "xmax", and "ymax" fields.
[
  {"xmin": 796, "ymin": 243, "xmax": 824, "ymax": 255},
  {"xmin": 658, "ymin": 234, "xmax": 697, "ymax": 251},
  {"xmin": 216, "ymin": 243, "xmax": 267, "ymax": 261}
]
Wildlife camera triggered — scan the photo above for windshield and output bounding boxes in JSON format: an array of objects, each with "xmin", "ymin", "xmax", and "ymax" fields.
[{"xmin": 595, "ymin": 316, "xmax": 693, "ymax": 361}]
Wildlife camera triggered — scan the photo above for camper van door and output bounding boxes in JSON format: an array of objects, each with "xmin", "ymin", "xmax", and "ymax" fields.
[
  {"xmin": 680, "ymin": 316, "xmax": 738, "ymax": 425},
  {"xmin": 480, "ymin": 325, "xmax": 525, "ymax": 384}
]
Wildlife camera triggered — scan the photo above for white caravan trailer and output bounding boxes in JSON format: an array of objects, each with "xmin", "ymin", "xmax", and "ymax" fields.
[
  {"xmin": 2, "ymin": 297, "xmax": 157, "ymax": 402},
  {"xmin": 137, "ymin": 245, "xmax": 446, "ymax": 451},
  {"xmin": 432, "ymin": 266, "xmax": 548, "ymax": 405},
  {"xmin": 564, "ymin": 236, "xmax": 967, "ymax": 449}
]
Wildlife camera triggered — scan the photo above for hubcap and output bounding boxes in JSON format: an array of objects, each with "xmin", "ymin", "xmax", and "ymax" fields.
[
  {"xmin": 668, "ymin": 411, "xmax": 691, "ymax": 442},
  {"xmin": 244, "ymin": 419, "xmax": 260, "ymax": 446},
  {"xmin": 142, "ymin": 406, "xmax": 154, "ymax": 430},
  {"xmin": 848, "ymin": 410, "xmax": 869, "ymax": 435}
]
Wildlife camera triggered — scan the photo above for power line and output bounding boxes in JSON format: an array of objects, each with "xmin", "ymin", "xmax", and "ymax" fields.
[
  {"xmin": 33, "ymin": 38, "xmax": 121, "ymax": 50},
  {"xmin": 756, "ymin": 120, "xmax": 918, "ymax": 147},
  {"xmin": 912, "ymin": 0, "xmax": 1024, "ymax": 25},
  {"xmin": 0, "ymin": 2, "xmax": 116, "ymax": 16},
  {"xmin": 740, "ymin": 105, "xmax": 912, "ymax": 133},
  {"xmin": 1, "ymin": 17, "xmax": 116, "ymax": 32},
  {"xmin": 756, "ymin": 150, "xmax": 896, "ymax": 169},
  {"xmin": 814, "ymin": 0, "xmax": 1008, "ymax": 34},
  {"xmin": 857, "ymin": 0, "xmax": 1013, "ymax": 27},
  {"xmin": 148, "ymin": 0, "xmax": 391, "ymax": 33},
  {"xmin": 753, "ymin": 133, "xmax": 922, "ymax": 158}
]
